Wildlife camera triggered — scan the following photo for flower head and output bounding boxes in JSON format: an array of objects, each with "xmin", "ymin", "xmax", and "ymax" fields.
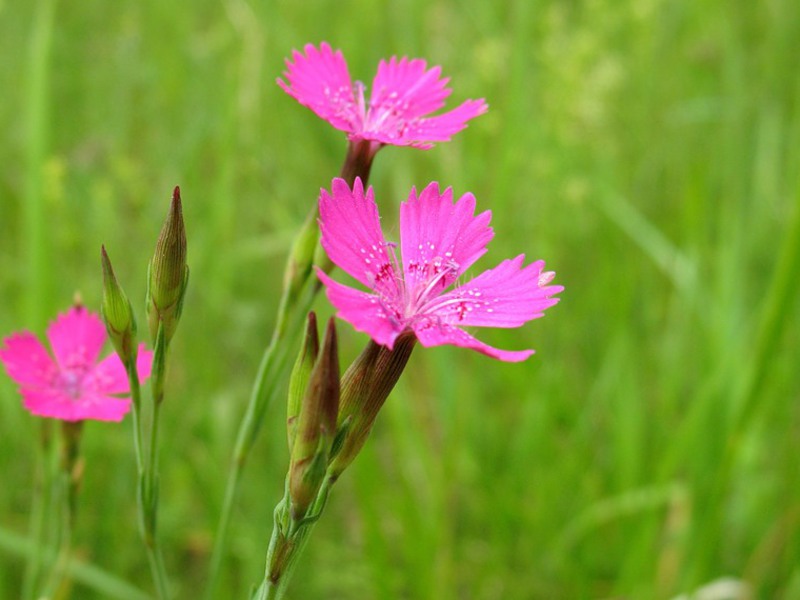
[
  {"xmin": 0, "ymin": 306, "xmax": 153, "ymax": 421},
  {"xmin": 317, "ymin": 179, "xmax": 563, "ymax": 362},
  {"xmin": 277, "ymin": 42, "xmax": 488, "ymax": 150}
]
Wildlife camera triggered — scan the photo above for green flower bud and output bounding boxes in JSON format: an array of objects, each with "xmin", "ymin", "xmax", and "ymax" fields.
[
  {"xmin": 327, "ymin": 332, "xmax": 416, "ymax": 482},
  {"xmin": 289, "ymin": 318, "xmax": 339, "ymax": 520},
  {"xmin": 287, "ymin": 312, "xmax": 320, "ymax": 450},
  {"xmin": 100, "ymin": 245, "xmax": 137, "ymax": 364},
  {"xmin": 147, "ymin": 186, "xmax": 189, "ymax": 345}
]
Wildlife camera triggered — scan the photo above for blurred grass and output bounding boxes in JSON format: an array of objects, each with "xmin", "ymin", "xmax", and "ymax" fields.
[{"xmin": 1, "ymin": 0, "xmax": 799, "ymax": 598}]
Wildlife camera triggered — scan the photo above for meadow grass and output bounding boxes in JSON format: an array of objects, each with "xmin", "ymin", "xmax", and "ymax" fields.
[{"xmin": 0, "ymin": 0, "xmax": 799, "ymax": 598}]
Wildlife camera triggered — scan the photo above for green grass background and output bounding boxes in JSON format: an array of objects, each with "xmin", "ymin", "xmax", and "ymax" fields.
[{"xmin": 1, "ymin": 0, "xmax": 799, "ymax": 598}]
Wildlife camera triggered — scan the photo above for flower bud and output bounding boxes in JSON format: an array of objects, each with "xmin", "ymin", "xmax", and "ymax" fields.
[
  {"xmin": 100, "ymin": 245, "xmax": 137, "ymax": 364},
  {"xmin": 327, "ymin": 332, "xmax": 416, "ymax": 481},
  {"xmin": 286, "ymin": 312, "xmax": 319, "ymax": 450},
  {"xmin": 147, "ymin": 186, "xmax": 189, "ymax": 345},
  {"xmin": 289, "ymin": 318, "xmax": 339, "ymax": 519}
]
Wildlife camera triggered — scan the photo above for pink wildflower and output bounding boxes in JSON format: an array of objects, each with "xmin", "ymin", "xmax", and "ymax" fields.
[
  {"xmin": 277, "ymin": 42, "xmax": 488, "ymax": 150},
  {"xmin": 0, "ymin": 306, "xmax": 153, "ymax": 422},
  {"xmin": 316, "ymin": 178, "xmax": 563, "ymax": 362}
]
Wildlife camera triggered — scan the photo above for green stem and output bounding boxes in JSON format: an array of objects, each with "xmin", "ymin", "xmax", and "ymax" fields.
[
  {"xmin": 22, "ymin": 422, "xmax": 54, "ymax": 600},
  {"xmin": 22, "ymin": 0, "xmax": 56, "ymax": 330},
  {"xmin": 206, "ymin": 146, "xmax": 378, "ymax": 599},
  {"xmin": 36, "ymin": 472, "xmax": 71, "ymax": 599},
  {"xmin": 40, "ymin": 421, "xmax": 83, "ymax": 599},
  {"xmin": 143, "ymin": 325, "xmax": 171, "ymax": 599},
  {"xmin": 206, "ymin": 279, "xmax": 315, "ymax": 600},
  {"xmin": 22, "ymin": 0, "xmax": 56, "ymax": 593},
  {"xmin": 255, "ymin": 479, "xmax": 332, "ymax": 600},
  {"xmin": 125, "ymin": 329, "xmax": 171, "ymax": 600},
  {"xmin": 127, "ymin": 359, "xmax": 144, "ymax": 473}
]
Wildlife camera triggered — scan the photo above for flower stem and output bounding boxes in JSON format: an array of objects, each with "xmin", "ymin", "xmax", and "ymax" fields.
[
  {"xmin": 126, "ymin": 327, "xmax": 171, "ymax": 599},
  {"xmin": 205, "ymin": 150, "xmax": 377, "ymax": 599},
  {"xmin": 40, "ymin": 421, "xmax": 83, "ymax": 599},
  {"xmin": 22, "ymin": 421, "xmax": 54, "ymax": 600},
  {"xmin": 205, "ymin": 277, "xmax": 316, "ymax": 599},
  {"xmin": 254, "ymin": 479, "xmax": 332, "ymax": 600}
]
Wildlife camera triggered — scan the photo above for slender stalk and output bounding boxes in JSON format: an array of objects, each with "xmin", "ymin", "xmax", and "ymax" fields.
[
  {"xmin": 206, "ymin": 143, "xmax": 378, "ymax": 598},
  {"xmin": 253, "ymin": 336, "xmax": 416, "ymax": 598},
  {"xmin": 22, "ymin": 0, "xmax": 56, "ymax": 330},
  {"xmin": 40, "ymin": 421, "xmax": 83, "ymax": 598},
  {"xmin": 22, "ymin": 422, "xmax": 55, "ymax": 600},
  {"xmin": 205, "ymin": 278, "xmax": 315, "ymax": 599},
  {"xmin": 255, "ymin": 479, "xmax": 332, "ymax": 600},
  {"xmin": 22, "ymin": 0, "xmax": 56, "ymax": 594},
  {"xmin": 125, "ymin": 328, "xmax": 171, "ymax": 599}
]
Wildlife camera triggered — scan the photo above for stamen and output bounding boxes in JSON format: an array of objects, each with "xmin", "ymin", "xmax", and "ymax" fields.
[{"xmin": 406, "ymin": 258, "xmax": 459, "ymax": 314}]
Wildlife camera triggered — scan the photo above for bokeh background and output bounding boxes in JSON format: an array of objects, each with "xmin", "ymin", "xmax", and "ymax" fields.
[{"xmin": 1, "ymin": 0, "xmax": 799, "ymax": 598}]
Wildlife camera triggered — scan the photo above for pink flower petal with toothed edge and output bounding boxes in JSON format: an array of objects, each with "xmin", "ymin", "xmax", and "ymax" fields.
[
  {"xmin": 0, "ymin": 332, "xmax": 58, "ymax": 389},
  {"xmin": 428, "ymin": 257, "xmax": 564, "ymax": 329},
  {"xmin": 317, "ymin": 271, "xmax": 401, "ymax": 349},
  {"xmin": 397, "ymin": 100, "xmax": 489, "ymax": 146},
  {"xmin": 278, "ymin": 43, "xmax": 488, "ymax": 149},
  {"xmin": 317, "ymin": 179, "xmax": 563, "ymax": 362},
  {"xmin": 319, "ymin": 178, "xmax": 400, "ymax": 298},
  {"xmin": 413, "ymin": 324, "xmax": 534, "ymax": 363},
  {"xmin": 400, "ymin": 183, "xmax": 493, "ymax": 294},
  {"xmin": 371, "ymin": 58, "xmax": 452, "ymax": 119},
  {"xmin": 277, "ymin": 43, "xmax": 358, "ymax": 133},
  {"xmin": 47, "ymin": 307, "xmax": 107, "ymax": 373}
]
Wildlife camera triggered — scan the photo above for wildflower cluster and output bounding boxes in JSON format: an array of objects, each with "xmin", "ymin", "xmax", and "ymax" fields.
[{"xmin": 0, "ymin": 41, "xmax": 561, "ymax": 600}]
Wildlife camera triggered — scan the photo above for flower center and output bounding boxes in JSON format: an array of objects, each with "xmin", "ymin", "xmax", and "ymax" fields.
[
  {"xmin": 54, "ymin": 348, "xmax": 92, "ymax": 400},
  {"xmin": 354, "ymin": 82, "xmax": 419, "ymax": 140},
  {"xmin": 403, "ymin": 257, "xmax": 460, "ymax": 318},
  {"xmin": 58, "ymin": 368, "xmax": 86, "ymax": 400}
]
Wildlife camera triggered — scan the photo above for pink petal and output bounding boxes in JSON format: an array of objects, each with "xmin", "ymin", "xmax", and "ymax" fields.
[
  {"xmin": 46, "ymin": 307, "xmax": 107, "ymax": 373},
  {"xmin": 399, "ymin": 99, "xmax": 488, "ymax": 145},
  {"xmin": 20, "ymin": 387, "xmax": 131, "ymax": 422},
  {"xmin": 0, "ymin": 332, "xmax": 58, "ymax": 389},
  {"xmin": 85, "ymin": 344, "xmax": 154, "ymax": 395},
  {"xmin": 363, "ymin": 57, "xmax": 451, "ymax": 136},
  {"xmin": 413, "ymin": 322, "xmax": 534, "ymax": 363},
  {"xmin": 277, "ymin": 42, "xmax": 360, "ymax": 134},
  {"xmin": 317, "ymin": 271, "xmax": 403, "ymax": 349},
  {"xmin": 363, "ymin": 58, "xmax": 487, "ymax": 148},
  {"xmin": 318, "ymin": 178, "xmax": 400, "ymax": 298},
  {"xmin": 135, "ymin": 346, "xmax": 154, "ymax": 382},
  {"xmin": 400, "ymin": 183, "xmax": 494, "ymax": 294},
  {"xmin": 425, "ymin": 256, "xmax": 563, "ymax": 328}
]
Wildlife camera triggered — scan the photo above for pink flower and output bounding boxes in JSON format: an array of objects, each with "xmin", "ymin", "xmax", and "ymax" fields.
[
  {"xmin": 277, "ymin": 42, "xmax": 488, "ymax": 150},
  {"xmin": 316, "ymin": 179, "xmax": 563, "ymax": 362},
  {"xmin": 0, "ymin": 306, "xmax": 153, "ymax": 422}
]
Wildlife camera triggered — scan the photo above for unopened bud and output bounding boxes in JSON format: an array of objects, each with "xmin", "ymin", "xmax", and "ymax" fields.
[
  {"xmin": 147, "ymin": 186, "xmax": 189, "ymax": 344},
  {"xmin": 327, "ymin": 332, "xmax": 416, "ymax": 481},
  {"xmin": 287, "ymin": 312, "xmax": 320, "ymax": 450},
  {"xmin": 101, "ymin": 246, "xmax": 137, "ymax": 364},
  {"xmin": 289, "ymin": 318, "xmax": 339, "ymax": 519}
]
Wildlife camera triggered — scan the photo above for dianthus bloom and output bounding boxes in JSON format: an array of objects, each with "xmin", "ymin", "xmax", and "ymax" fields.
[
  {"xmin": 277, "ymin": 42, "xmax": 487, "ymax": 150},
  {"xmin": 316, "ymin": 179, "xmax": 563, "ymax": 362},
  {"xmin": 0, "ymin": 306, "xmax": 153, "ymax": 421}
]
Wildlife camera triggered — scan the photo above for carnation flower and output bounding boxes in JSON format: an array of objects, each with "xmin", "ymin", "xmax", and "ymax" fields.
[
  {"xmin": 0, "ymin": 306, "xmax": 153, "ymax": 421},
  {"xmin": 317, "ymin": 178, "xmax": 562, "ymax": 362},
  {"xmin": 278, "ymin": 42, "xmax": 487, "ymax": 151}
]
